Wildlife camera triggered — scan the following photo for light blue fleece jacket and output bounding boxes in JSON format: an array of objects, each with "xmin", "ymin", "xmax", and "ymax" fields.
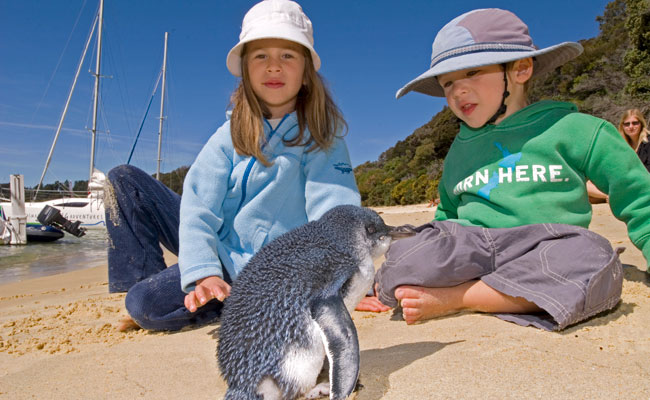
[{"xmin": 178, "ymin": 113, "xmax": 361, "ymax": 292}]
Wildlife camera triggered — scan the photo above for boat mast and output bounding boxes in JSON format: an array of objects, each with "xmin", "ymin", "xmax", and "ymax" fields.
[
  {"xmin": 156, "ymin": 32, "xmax": 168, "ymax": 180},
  {"xmin": 34, "ymin": 10, "xmax": 99, "ymax": 200},
  {"xmin": 89, "ymin": 0, "xmax": 104, "ymax": 186}
]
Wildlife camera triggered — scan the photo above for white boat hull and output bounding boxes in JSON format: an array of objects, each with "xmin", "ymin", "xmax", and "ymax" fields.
[{"xmin": 0, "ymin": 197, "xmax": 105, "ymax": 229}]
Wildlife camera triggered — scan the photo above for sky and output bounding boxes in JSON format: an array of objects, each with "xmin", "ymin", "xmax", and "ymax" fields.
[{"xmin": 0, "ymin": 0, "xmax": 611, "ymax": 187}]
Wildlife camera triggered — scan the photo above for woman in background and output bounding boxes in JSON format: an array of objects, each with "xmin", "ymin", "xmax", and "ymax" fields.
[
  {"xmin": 588, "ymin": 109, "xmax": 650, "ymax": 202},
  {"xmin": 619, "ymin": 109, "xmax": 650, "ymax": 171}
]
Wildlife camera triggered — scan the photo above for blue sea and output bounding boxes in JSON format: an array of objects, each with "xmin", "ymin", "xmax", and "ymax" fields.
[{"xmin": 0, "ymin": 229, "xmax": 108, "ymax": 285}]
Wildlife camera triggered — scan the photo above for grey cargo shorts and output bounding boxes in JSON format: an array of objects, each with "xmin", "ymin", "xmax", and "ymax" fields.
[{"xmin": 375, "ymin": 221, "xmax": 624, "ymax": 331}]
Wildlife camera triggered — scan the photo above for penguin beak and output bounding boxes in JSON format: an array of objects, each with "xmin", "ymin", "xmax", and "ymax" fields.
[{"xmin": 387, "ymin": 224, "xmax": 417, "ymax": 240}]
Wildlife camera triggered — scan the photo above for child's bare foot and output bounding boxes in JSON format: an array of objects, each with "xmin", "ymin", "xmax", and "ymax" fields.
[
  {"xmin": 394, "ymin": 284, "xmax": 468, "ymax": 324},
  {"xmin": 117, "ymin": 316, "xmax": 141, "ymax": 332},
  {"xmin": 394, "ymin": 280, "xmax": 541, "ymax": 324}
]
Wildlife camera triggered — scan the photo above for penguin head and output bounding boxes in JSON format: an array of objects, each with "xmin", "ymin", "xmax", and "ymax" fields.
[{"xmin": 320, "ymin": 205, "xmax": 416, "ymax": 260}]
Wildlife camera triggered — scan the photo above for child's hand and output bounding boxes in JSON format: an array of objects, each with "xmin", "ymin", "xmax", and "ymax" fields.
[
  {"xmin": 184, "ymin": 276, "xmax": 231, "ymax": 313},
  {"xmin": 355, "ymin": 284, "xmax": 391, "ymax": 312},
  {"xmin": 355, "ymin": 295, "xmax": 391, "ymax": 312}
]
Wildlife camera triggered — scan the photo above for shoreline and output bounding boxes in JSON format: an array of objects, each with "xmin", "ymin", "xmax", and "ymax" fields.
[
  {"xmin": 1, "ymin": 203, "xmax": 649, "ymax": 398},
  {"xmin": 0, "ymin": 229, "xmax": 108, "ymax": 286}
]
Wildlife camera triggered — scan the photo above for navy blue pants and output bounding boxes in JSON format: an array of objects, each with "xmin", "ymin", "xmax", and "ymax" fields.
[{"xmin": 106, "ymin": 165, "xmax": 226, "ymax": 331}]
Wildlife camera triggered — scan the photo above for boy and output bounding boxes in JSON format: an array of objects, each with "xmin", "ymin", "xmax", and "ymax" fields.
[{"xmin": 361, "ymin": 8, "xmax": 650, "ymax": 331}]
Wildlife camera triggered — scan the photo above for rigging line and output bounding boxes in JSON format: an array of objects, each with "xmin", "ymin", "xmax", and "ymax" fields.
[
  {"xmin": 98, "ymin": 86, "xmax": 113, "ymax": 153},
  {"xmin": 97, "ymin": 78, "xmax": 126, "ymax": 170},
  {"xmin": 85, "ymin": 67, "xmax": 116, "ymax": 172},
  {"xmin": 158, "ymin": 89, "xmax": 170, "ymax": 173},
  {"xmin": 34, "ymin": 13, "xmax": 99, "ymax": 201},
  {"xmin": 86, "ymin": 29, "xmax": 115, "ymax": 139},
  {"xmin": 83, "ymin": 16, "xmax": 100, "ymax": 137},
  {"xmin": 85, "ymin": 23, "xmax": 120, "ymax": 160},
  {"xmin": 29, "ymin": 0, "xmax": 89, "ymax": 125},
  {"xmin": 101, "ymin": 2, "xmax": 136, "ymax": 139},
  {"xmin": 159, "ymin": 51, "xmax": 179, "ymax": 175},
  {"xmin": 117, "ymin": 61, "xmax": 163, "ymax": 165},
  {"xmin": 103, "ymin": 24, "xmax": 136, "ymax": 139},
  {"xmin": 161, "ymin": 68, "xmax": 175, "ymax": 171},
  {"xmin": 126, "ymin": 70, "xmax": 163, "ymax": 165}
]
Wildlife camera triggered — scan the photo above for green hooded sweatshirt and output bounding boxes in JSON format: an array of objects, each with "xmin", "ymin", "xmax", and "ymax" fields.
[{"xmin": 435, "ymin": 100, "xmax": 650, "ymax": 267}]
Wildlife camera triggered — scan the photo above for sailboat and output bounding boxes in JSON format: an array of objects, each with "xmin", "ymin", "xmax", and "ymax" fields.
[
  {"xmin": 0, "ymin": 0, "xmax": 170, "ymax": 231},
  {"xmin": 0, "ymin": 0, "xmax": 107, "ymax": 230},
  {"xmin": 0, "ymin": 170, "xmax": 106, "ymax": 230}
]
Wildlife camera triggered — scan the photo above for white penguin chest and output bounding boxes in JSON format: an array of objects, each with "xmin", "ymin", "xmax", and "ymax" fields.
[{"xmin": 343, "ymin": 254, "xmax": 375, "ymax": 311}]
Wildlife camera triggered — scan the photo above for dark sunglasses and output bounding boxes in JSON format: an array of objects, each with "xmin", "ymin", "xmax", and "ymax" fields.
[{"xmin": 623, "ymin": 120, "xmax": 641, "ymax": 127}]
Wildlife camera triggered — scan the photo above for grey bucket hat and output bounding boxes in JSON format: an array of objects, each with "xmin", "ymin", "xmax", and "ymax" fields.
[{"xmin": 396, "ymin": 8, "xmax": 583, "ymax": 98}]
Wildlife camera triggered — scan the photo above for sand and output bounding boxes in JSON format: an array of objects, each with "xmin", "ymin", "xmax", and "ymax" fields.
[{"xmin": 0, "ymin": 203, "xmax": 649, "ymax": 399}]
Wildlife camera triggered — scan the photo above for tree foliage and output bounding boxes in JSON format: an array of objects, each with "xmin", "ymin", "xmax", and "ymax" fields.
[
  {"xmin": 528, "ymin": 0, "xmax": 649, "ymax": 121},
  {"xmin": 355, "ymin": 107, "xmax": 456, "ymax": 206},
  {"xmin": 156, "ymin": 166, "xmax": 189, "ymax": 195},
  {"xmin": 624, "ymin": 0, "xmax": 650, "ymax": 99}
]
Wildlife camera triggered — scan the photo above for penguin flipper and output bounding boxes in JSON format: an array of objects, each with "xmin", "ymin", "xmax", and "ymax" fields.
[{"xmin": 311, "ymin": 295, "xmax": 359, "ymax": 400}]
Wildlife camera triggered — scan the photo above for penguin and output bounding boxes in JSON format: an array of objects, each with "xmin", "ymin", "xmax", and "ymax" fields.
[{"xmin": 217, "ymin": 205, "xmax": 415, "ymax": 400}]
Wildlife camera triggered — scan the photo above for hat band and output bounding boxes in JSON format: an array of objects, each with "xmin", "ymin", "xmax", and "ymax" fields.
[
  {"xmin": 241, "ymin": 13, "xmax": 311, "ymax": 40},
  {"xmin": 430, "ymin": 43, "xmax": 536, "ymax": 69}
]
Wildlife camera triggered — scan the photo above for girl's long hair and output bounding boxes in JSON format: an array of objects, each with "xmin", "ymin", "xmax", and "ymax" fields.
[
  {"xmin": 618, "ymin": 109, "xmax": 649, "ymax": 151},
  {"xmin": 229, "ymin": 45, "xmax": 347, "ymax": 166}
]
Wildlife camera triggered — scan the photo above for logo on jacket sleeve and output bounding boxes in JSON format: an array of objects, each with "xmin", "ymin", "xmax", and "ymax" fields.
[{"xmin": 334, "ymin": 162, "xmax": 353, "ymax": 174}]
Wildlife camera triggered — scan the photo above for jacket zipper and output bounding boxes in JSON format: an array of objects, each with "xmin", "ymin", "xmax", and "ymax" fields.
[{"xmin": 236, "ymin": 114, "xmax": 292, "ymax": 213}]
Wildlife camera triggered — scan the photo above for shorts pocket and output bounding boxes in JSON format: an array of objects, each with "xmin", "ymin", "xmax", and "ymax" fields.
[{"xmin": 583, "ymin": 247, "xmax": 624, "ymax": 316}]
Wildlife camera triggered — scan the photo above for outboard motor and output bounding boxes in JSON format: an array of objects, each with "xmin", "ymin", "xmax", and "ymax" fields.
[{"xmin": 37, "ymin": 205, "xmax": 86, "ymax": 237}]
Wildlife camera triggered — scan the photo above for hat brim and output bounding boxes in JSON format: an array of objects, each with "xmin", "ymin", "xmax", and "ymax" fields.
[
  {"xmin": 396, "ymin": 41, "xmax": 583, "ymax": 98},
  {"xmin": 226, "ymin": 25, "xmax": 321, "ymax": 77}
]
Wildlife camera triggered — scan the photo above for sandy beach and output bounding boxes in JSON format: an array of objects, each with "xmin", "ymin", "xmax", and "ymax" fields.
[{"xmin": 1, "ymin": 203, "xmax": 649, "ymax": 399}]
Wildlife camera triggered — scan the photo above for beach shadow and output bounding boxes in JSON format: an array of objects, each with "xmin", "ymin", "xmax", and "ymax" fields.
[
  {"xmin": 548, "ymin": 263, "xmax": 647, "ymax": 334},
  {"xmin": 389, "ymin": 306, "xmax": 402, "ymax": 321},
  {"xmin": 209, "ymin": 325, "xmax": 457, "ymax": 399},
  {"xmin": 357, "ymin": 340, "xmax": 462, "ymax": 399},
  {"xmin": 143, "ymin": 320, "xmax": 221, "ymax": 336},
  {"xmin": 560, "ymin": 300, "xmax": 636, "ymax": 334},
  {"xmin": 623, "ymin": 264, "xmax": 650, "ymax": 287},
  {"xmin": 208, "ymin": 324, "xmax": 221, "ymax": 340}
]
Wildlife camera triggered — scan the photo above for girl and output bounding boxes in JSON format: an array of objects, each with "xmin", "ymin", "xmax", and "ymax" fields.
[{"xmin": 107, "ymin": 0, "xmax": 360, "ymax": 331}]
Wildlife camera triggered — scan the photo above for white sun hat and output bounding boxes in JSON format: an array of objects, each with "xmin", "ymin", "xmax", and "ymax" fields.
[
  {"xmin": 396, "ymin": 8, "xmax": 584, "ymax": 98},
  {"xmin": 226, "ymin": 0, "xmax": 320, "ymax": 77}
]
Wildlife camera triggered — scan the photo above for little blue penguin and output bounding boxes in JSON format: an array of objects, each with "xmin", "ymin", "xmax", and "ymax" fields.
[{"xmin": 217, "ymin": 204, "xmax": 415, "ymax": 400}]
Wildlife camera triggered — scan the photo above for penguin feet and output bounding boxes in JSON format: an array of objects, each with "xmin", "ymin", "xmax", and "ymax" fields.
[
  {"xmin": 304, "ymin": 380, "xmax": 363, "ymax": 399},
  {"xmin": 305, "ymin": 382, "xmax": 329, "ymax": 399}
]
